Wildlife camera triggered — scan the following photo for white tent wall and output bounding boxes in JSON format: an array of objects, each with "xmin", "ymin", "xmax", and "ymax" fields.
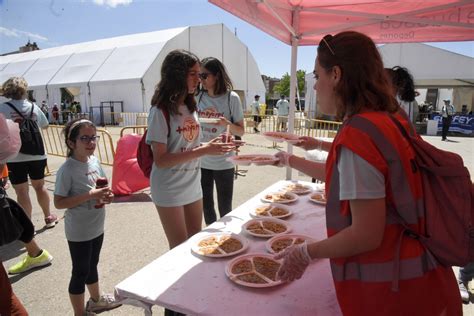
[
  {"xmin": 89, "ymin": 81, "xmax": 143, "ymax": 113},
  {"xmin": 0, "ymin": 24, "xmax": 265, "ymax": 117},
  {"xmin": 141, "ymin": 29, "xmax": 190, "ymax": 112},
  {"xmin": 379, "ymin": 43, "xmax": 474, "ymax": 87}
]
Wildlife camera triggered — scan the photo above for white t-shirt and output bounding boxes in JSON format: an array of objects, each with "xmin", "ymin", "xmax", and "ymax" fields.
[
  {"xmin": 0, "ymin": 99, "xmax": 49, "ymax": 162},
  {"xmin": 251, "ymin": 100, "xmax": 260, "ymax": 115},
  {"xmin": 146, "ymin": 106, "xmax": 202, "ymax": 207},
  {"xmin": 276, "ymin": 99, "xmax": 289, "ymax": 116},
  {"xmin": 54, "ymin": 156, "xmax": 106, "ymax": 242},
  {"xmin": 337, "ymin": 146, "xmax": 385, "ymax": 200},
  {"xmin": 197, "ymin": 91, "xmax": 244, "ymax": 170}
]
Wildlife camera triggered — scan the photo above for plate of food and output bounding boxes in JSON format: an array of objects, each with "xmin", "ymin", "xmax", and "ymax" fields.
[
  {"xmin": 199, "ymin": 117, "xmax": 221, "ymax": 124},
  {"xmin": 244, "ymin": 218, "xmax": 291, "ymax": 238},
  {"xmin": 263, "ymin": 131, "xmax": 300, "ymax": 144},
  {"xmin": 261, "ymin": 191, "xmax": 298, "ymax": 204},
  {"xmin": 251, "ymin": 203, "xmax": 292, "ymax": 219},
  {"xmin": 225, "ymin": 253, "xmax": 283, "ymax": 288},
  {"xmin": 226, "ymin": 154, "xmax": 278, "ymax": 166},
  {"xmin": 284, "ymin": 182, "xmax": 313, "ymax": 195},
  {"xmin": 266, "ymin": 234, "xmax": 317, "ymax": 254},
  {"xmin": 309, "ymin": 192, "xmax": 327, "ymax": 205},
  {"xmin": 191, "ymin": 233, "xmax": 249, "ymax": 258}
]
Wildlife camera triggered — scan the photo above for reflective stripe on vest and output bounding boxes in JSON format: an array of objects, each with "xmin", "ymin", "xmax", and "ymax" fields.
[{"xmin": 330, "ymin": 250, "xmax": 439, "ymax": 282}]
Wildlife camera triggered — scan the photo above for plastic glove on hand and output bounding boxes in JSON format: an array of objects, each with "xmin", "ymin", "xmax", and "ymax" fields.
[
  {"xmin": 295, "ymin": 136, "xmax": 321, "ymax": 151},
  {"xmin": 274, "ymin": 151, "xmax": 292, "ymax": 167},
  {"xmin": 274, "ymin": 242, "xmax": 312, "ymax": 282}
]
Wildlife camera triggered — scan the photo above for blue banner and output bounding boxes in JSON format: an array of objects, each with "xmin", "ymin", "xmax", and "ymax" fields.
[{"xmin": 431, "ymin": 114, "xmax": 474, "ymax": 135}]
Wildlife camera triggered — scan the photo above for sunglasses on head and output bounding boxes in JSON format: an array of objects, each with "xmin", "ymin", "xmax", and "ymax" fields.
[
  {"xmin": 322, "ymin": 34, "xmax": 336, "ymax": 56},
  {"xmin": 198, "ymin": 72, "xmax": 212, "ymax": 80}
]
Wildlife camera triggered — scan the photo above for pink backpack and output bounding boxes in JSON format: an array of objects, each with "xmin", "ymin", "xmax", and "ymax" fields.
[
  {"xmin": 136, "ymin": 108, "xmax": 170, "ymax": 178},
  {"xmin": 389, "ymin": 116, "xmax": 474, "ymax": 267}
]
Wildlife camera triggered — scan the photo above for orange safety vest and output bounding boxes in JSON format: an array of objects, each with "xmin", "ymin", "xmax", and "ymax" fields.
[
  {"xmin": 1, "ymin": 165, "xmax": 7, "ymax": 179},
  {"xmin": 325, "ymin": 112, "xmax": 461, "ymax": 316}
]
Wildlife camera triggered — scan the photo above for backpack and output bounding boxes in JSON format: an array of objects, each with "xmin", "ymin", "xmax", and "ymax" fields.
[
  {"xmin": 387, "ymin": 115, "xmax": 474, "ymax": 267},
  {"xmin": 6, "ymin": 102, "xmax": 45, "ymax": 155},
  {"xmin": 0, "ymin": 186, "xmax": 35, "ymax": 246},
  {"xmin": 136, "ymin": 108, "xmax": 170, "ymax": 178}
]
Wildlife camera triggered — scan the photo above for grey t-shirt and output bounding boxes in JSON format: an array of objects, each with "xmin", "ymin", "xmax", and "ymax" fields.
[
  {"xmin": 146, "ymin": 105, "xmax": 202, "ymax": 207},
  {"xmin": 0, "ymin": 99, "xmax": 49, "ymax": 162},
  {"xmin": 197, "ymin": 91, "xmax": 244, "ymax": 170},
  {"xmin": 337, "ymin": 146, "xmax": 385, "ymax": 200},
  {"xmin": 54, "ymin": 156, "xmax": 106, "ymax": 242}
]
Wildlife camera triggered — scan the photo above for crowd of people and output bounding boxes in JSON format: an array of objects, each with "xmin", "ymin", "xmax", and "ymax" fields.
[{"xmin": 0, "ymin": 30, "xmax": 471, "ymax": 316}]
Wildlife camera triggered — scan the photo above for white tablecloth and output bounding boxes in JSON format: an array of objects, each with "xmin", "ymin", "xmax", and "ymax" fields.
[{"xmin": 114, "ymin": 180, "xmax": 342, "ymax": 316}]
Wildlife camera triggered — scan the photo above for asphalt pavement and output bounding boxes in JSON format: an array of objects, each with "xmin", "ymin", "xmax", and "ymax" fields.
[{"xmin": 1, "ymin": 128, "xmax": 473, "ymax": 316}]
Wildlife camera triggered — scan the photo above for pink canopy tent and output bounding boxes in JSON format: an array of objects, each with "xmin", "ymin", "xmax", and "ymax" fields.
[{"xmin": 209, "ymin": 0, "xmax": 474, "ymax": 178}]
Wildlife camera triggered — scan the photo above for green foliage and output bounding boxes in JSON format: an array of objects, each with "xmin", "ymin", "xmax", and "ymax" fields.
[{"xmin": 273, "ymin": 70, "xmax": 306, "ymax": 97}]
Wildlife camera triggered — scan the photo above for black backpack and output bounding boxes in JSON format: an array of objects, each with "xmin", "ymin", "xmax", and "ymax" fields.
[{"xmin": 6, "ymin": 102, "xmax": 45, "ymax": 155}]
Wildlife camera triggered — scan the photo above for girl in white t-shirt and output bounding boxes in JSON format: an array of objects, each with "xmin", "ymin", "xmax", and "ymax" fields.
[
  {"xmin": 196, "ymin": 57, "xmax": 245, "ymax": 225},
  {"xmin": 146, "ymin": 50, "xmax": 234, "ymax": 250},
  {"xmin": 54, "ymin": 119, "xmax": 119, "ymax": 316}
]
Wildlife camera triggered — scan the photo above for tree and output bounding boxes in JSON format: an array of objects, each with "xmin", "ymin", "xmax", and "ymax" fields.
[{"xmin": 272, "ymin": 70, "xmax": 306, "ymax": 99}]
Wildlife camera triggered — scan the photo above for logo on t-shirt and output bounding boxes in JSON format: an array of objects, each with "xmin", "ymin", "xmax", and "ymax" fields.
[
  {"xmin": 198, "ymin": 107, "xmax": 222, "ymax": 118},
  {"xmin": 176, "ymin": 117, "xmax": 200, "ymax": 142}
]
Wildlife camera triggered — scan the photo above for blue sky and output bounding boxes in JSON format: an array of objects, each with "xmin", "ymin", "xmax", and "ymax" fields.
[{"xmin": 1, "ymin": 0, "xmax": 473, "ymax": 78}]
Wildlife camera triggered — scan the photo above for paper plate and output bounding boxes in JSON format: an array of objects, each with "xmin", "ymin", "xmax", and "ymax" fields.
[
  {"xmin": 226, "ymin": 154, "xmax": 278, "ymax": 166},
  {"xmin": 199, "ymin": 118, "xmax": 221, "ymax": 124},
  {"xmin": 309, "ymin": 192, "xmax": 327, "ymax": 205},
  {"xmin": 191, "ymin": 233, "xmax": 249, "ymax": 258},
  {"xmin": 260, "ymin": 191, "xmax": 298, "ymax": 204},
  {"xmin": 244, "ymin": 218, "xmax": 291, "ymax": 238},
  {"xmin": 226, "ymin": 253, "xmax": 284, "ymax": 288},
  {"xmin": 263, "ymin": 131, "xmax": 300, "ymax": 143},
  {"xmin": 250, "ymin": 203, "xmax": 292, "ymax": 219},
  {"xmin": 283, "ymin": 182, "xmax": 313, "ymax": 195},
  {"xmin": 266, "ymin": 234, "xmax": 317, "ymax": 254}
]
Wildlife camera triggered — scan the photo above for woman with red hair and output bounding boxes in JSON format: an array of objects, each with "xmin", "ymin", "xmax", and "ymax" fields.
[{"xmin": 274, "ymin": 31, "xmax": 461, "ymax": 315}]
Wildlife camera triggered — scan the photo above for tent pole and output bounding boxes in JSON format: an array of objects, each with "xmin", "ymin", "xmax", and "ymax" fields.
[{"xmin": 286, "ymin": 37, "xmax": 298, "ymax": 180}]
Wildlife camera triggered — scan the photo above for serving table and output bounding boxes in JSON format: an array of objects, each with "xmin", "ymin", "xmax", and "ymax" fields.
[{"xmin": 114, "ymin": 180, "xmax": 341, "ymax": 315}]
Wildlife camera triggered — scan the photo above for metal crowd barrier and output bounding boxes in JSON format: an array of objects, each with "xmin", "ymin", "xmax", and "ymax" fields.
[
  {"xmin": 41, "ymin": 126, "xmax": 116, "ymax": 167},
  {"xmin": 119, "ymin": 125, "xmax": 147, "ymax": 138},
  {"xmin": 243, "ymin": 114, "xmax": 341, "ymax": 138}
]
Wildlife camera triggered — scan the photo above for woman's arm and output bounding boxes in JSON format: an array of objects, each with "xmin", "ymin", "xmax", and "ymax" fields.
[
  {"xmin": 285, "ymin": 154, "xmax": 326, "ymax": 182},
  {"xmin": 307, "ymin": 198, "xmax": 386, "ymax": 259},
  {"xmin": 151, "ymin": 139, "xmax": 233, "ymax": 168},
  {"xmin": 216, "ymin": 117, "xmax": 244, "ymax": 137},
  {"xmin": 54, "ymin": 187, "xmax": 111, "ymax": 209},
  {"xmin": 294, "ymin": 136, "xmax": 332, "ymax": 152}
]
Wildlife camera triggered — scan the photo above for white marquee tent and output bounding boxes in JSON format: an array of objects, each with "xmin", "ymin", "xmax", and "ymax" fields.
[
  {"xmin": 0, "ymin": 24, "xmax": 265, "ymax": 114},
  {"xmin": 305, "ymin": 43, "xmax": 474, "ymax": 117}
]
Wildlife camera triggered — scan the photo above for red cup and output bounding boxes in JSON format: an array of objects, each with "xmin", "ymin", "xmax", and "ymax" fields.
[{"xmin": 94, "ymin": 177, "xmax": 108, "ymax": 209}]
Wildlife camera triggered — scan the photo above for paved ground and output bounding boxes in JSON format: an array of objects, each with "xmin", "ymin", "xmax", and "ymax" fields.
[{"xmin": 1, "ymin": 128, "xmax": 473, "ymax": 316}]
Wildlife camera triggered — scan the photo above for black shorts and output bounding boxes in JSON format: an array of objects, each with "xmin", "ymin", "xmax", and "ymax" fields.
[
  {"xmin": 7, "ymin": 159, "xmax": 47, "ymax": 185},
  {"xmin": 253, "ymin": 115, "xmax": 262, "ymax": 123}
]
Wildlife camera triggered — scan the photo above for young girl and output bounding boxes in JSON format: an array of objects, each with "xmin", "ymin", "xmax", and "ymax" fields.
[
  {"xmin": 147, "ymin": 50, "xmax": 234, "ymax": 250},
  {"xmin": 197, "ymin": 57, "xmax": 244, "ymax": 225},
  {"xmin": 54, "ymin": 119, "xmax": 120, "ymax": 316}
]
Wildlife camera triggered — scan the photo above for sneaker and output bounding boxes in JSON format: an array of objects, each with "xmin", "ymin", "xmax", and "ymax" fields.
[
  {"xmin": 8, "ymin": 249, "xmax": 53, "ymax": 274},
  {"xmin": 44, "ymin": 214, "xmax": 59, "ymax": 228},
  {"xmin": 459, "ymin": 281, "xmax": 470, "ymax": 303},
  {"xmin": 86, "ymin": 294, "xmax": 122, "ymax": 313}
]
